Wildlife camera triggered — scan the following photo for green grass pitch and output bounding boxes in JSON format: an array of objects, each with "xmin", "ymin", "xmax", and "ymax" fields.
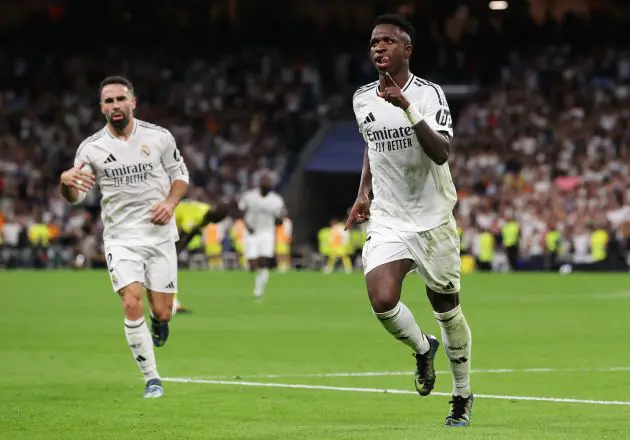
[{"xmin": 1, "ymin": 270, "xmax": 630, "ymax": 439}]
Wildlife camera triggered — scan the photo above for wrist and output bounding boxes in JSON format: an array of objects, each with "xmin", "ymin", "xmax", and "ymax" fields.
[
  {"xmin": 358, "ymin": 188, "xmax": 371, "ymax": 198},
  {"xmin": 404, "ymin": 105, "xmax": 423, "ymax": 126},
  {"xmin": 165, "ymin": 197, "xmax": 179, "ymax": 210}
]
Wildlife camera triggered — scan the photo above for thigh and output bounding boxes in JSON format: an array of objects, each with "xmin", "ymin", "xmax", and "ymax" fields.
[
  {"xmin": 258, "ymin": 231, "xmax": 275, "ymax": 258},
  {"xmin": 362, "ymin": 225, "xmax": 414, "ymax": 275},
  {"xmin": 105, "ymin": 245, "xmax": 145, "ymax": 293},
  {"xmin": 363, "ymin": 225, "xmax": 415, "ymax": 312},
  {"xmin": 147, "ymin": 290, "xmax": 174, "ymax": 319},
  {"xmin": 145, "ymin": 241, "xmax": 178, "ymax": 294},
  {"xmin": 365, "ymin": 258, "xmax": 414, "ymax": 312},
  {"xmin": 244, "ymin": 234, "xmax": 260, "ymax": 260},
  {"xmin": 408, "ymin": 217, "xmax": 461, "ymax": 294}
]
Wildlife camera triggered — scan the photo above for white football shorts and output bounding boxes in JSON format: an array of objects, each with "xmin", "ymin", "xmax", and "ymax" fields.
[
  {"xmin": 105, "ymin": 240, "xmax": 178, "ymax": 294},
  {"xmin": 244, "ymin": 231, "xmax": 275, "ymax": 260},
  {"xmin": 362, "ymin": 216, "xmax": 461, "ymax": 294}
]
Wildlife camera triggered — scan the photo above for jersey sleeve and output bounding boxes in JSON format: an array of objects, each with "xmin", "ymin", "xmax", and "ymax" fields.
[
  {"xmin": 161, "ymin": 131, "xmax": 190, "ymax": 183},
  {"xmin": 74, "ymin": 142, "xmax": 95, "ymax": 175},
  {"xmin": 237, "ymin": 192, "xmax": 249, "ymax": 211},
  {"xmin": 418, "ymin": 84, "xmax": 453, "ymax": 138},
  {"xmin": 352, "ymin": 95, "xmax": 366, "ymax": 139}
]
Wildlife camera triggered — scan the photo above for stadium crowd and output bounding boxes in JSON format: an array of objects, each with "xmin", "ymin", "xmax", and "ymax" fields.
[
  {"xmin": 1, "ymin": 2, "xmax": 630, "ymax": 271},
  {"xmin": 0, "ymin": 46, "xmax": 323, "ymax": 268},
  {"xmin": 452, "ymin": 43, "xmax": 630, "ymax": 272}
]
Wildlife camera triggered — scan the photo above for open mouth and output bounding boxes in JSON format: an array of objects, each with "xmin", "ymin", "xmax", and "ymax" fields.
[
  {"xmin": 374, "ymin": 56, "xmax": 391, "ymax": 69},
  {"xmin": 112, "ymin": 112, "xmax": 125, "ymax": 121}
]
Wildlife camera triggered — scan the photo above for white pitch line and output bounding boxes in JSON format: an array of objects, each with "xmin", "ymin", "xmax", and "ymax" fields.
[
  {"xmin": 162, "ymin": 377, "xmax": 630, "ymax": 406},
  {"xmin": 184, "ymin": 366, "xmax": 630, "ymax": 380}
]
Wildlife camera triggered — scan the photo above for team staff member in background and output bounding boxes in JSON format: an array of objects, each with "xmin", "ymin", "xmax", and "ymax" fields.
[
  {"xmin": 324, "ymin": 218, "xmax": 353, "ymax": 274},
  {"xmin": 204, "ymin": 220, "xmax": 226, "ymax": 271},
  {"xmin": 231, "ymin": 217, "xmax": 248, "ymax": 269},
  {"xmin": 275, "ymin": 214, "xmax": 293, "ymax": 273},
  {"xmin": 501, "ymin": 212, "xmax": 520, "ymax": 271},
  {"xmin": 318, "ymin": 222, "xmax": 331, "ymax": 269},
  {"xmin": 476, "ymin": 227, "xmax": 495, "ymax": 272}
]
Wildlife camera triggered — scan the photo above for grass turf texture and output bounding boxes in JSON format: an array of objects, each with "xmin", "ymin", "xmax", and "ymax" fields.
[{"xmin": 1, "ymin": 271, "xmax": 629, "ymax": 439}]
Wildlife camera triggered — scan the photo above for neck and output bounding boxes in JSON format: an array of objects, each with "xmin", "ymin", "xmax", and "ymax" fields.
[
  {"xmin": 379, "ymin": 69, "xmax": 411, "ymax": 90},
  {"xmin": 108, "ymin": 118, "xmax": 136, "ymax": 140}
]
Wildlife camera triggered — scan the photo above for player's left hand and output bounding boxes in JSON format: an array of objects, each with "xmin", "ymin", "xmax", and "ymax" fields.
[
  {"xmin": 150, "ymin": 201, "xmax": 174, "ymax": 225},
  {"xmin": 378, "ymin": 72, "xmax": 410, "ymax": 110}
]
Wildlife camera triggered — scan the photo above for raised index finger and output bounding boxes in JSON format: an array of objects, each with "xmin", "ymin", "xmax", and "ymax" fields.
[
  {"xmin": 385, "ymin": 72, "xmax": 401, "ymax": 89},
  {"xmin": 344, "ymin": 211, "xmax": 356, "ymax": 231}
]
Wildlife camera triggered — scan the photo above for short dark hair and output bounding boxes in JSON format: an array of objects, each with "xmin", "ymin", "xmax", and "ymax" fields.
[
  {"xmin": 98, "ymin": 76, "xmax": 134, "ymax": 100},
  {"xmin": 373, "ymin": 14, "xmax": 415, "ymax": 45}
]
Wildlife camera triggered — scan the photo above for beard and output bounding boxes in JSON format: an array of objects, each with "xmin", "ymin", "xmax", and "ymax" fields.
[{"xmin": 109, "ymin": 112, "xmax": 130, "ymax": 131}]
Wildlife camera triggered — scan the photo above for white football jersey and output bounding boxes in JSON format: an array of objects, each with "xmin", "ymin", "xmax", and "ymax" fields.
[
  {"xmin": 74, "ymin": 119, "xmax": 190, "ymax": 246},
  {"xmin": 353, "ymin": 75, "xmax": 457, "ymax": 232},
  {"xmin": 238, "ymin": 189, "xmax": 285, "ymax": 233}
]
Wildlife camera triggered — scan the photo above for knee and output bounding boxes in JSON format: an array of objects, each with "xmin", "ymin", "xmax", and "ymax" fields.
[
  {"xmin": 366, "ymin": 274, "xmax": 402, "ymax": 313},
  {"xmin": 427, "ymin": 288, "xmax": 460, "ymax": 313},
  {"xmin": 120, "ymin": 292, "xmax": 143, "ymax": 318},
  {"xmin": 369, "ymin": 292, "xmax": 398, "ymax": 313},
  {"xmin": 153, "ymin": 307, "xmax": 172, "ymax": 323}
]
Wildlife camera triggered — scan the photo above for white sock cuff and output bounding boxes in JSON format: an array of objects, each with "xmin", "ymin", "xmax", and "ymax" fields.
[
  {"xmin": 124, "ymin": 317, "xmax": 145, "ymax": 328},
  {"xmin": 433, "ymin": 305, "xmax": 462, "ymax": 322},
  {"xmin": 374, "ymin": 302, "xmax": 402, "ymax": 320}
]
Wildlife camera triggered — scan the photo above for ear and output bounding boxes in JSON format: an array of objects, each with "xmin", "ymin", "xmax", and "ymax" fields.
[{"xmin": 404, "ymin": 44, "xmax": 413, "ymax": 60}]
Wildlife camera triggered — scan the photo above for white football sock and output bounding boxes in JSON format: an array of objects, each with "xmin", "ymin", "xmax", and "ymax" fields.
[
  {"xmin": 374, "ymin": 302, "xmax": 430, "ymax": 354},
  {"xmin": 254, "ymin": 268, "xmax": 269, "ymax": 297},
  {"xmin": 434, "ymin": 305, "xmax": 472, "ymax": 397},
  {"xmin": 124, "ymin": 317, "xmax": 160, "ymax": 382},
  {"xmin": 172, "ymin": 295, "xmax": 181, "ymax": 316}
]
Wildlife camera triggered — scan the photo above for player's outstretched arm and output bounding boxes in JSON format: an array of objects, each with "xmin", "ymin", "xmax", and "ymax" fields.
[
  {"xmin": 345, "ymin": 147, "xmax": 372, "ymax": 230},
  {"xmin": 175, "ymin": 202, "xmax": 231, "ymax": 254},
  {"xmin": 379, "ymin": 73, "xmax": 450, "ymax": 165},
  {"xmin": 358, "ymin": 146, "xmax": 373, "ymax": 198}
]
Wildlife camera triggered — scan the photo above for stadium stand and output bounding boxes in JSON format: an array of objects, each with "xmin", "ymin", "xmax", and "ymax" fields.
[{"xmin": 1, "ymin": 0, "xmax": 630, "ymax": 271}]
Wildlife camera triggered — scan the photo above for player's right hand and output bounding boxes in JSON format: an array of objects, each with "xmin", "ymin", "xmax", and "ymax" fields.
[
  {"xmin": 345, "ymin": 194, "xmax": 371, "ymax": 230},
  {"xmin": 60, "ymin": 162, "xmax": 96, "ymax": 193}
]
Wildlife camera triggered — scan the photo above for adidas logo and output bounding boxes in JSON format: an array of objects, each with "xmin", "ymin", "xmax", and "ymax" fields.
[
  {"xmin": 104, "ymin": 154, "xmax": 117, "ymax": 164},
  {"xmin": 443, "ymin": 281, "xmax": 455, "ymax": 290},
  {"xmin": 363, "ymin": 112, "xmax": 376, "ymax": 124},
  {"xmin": 165, "ymin": 281, "xmax": 175, "ymax": 289}
]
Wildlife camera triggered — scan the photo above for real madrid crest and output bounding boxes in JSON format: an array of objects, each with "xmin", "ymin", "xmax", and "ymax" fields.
[
  {"xmin": 141, "ymin": 144, "xmax": 150, "ymax": 157},
  {"xmin": 111, "ymin": 273, "xmax": 118, "ymax": 285}
]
